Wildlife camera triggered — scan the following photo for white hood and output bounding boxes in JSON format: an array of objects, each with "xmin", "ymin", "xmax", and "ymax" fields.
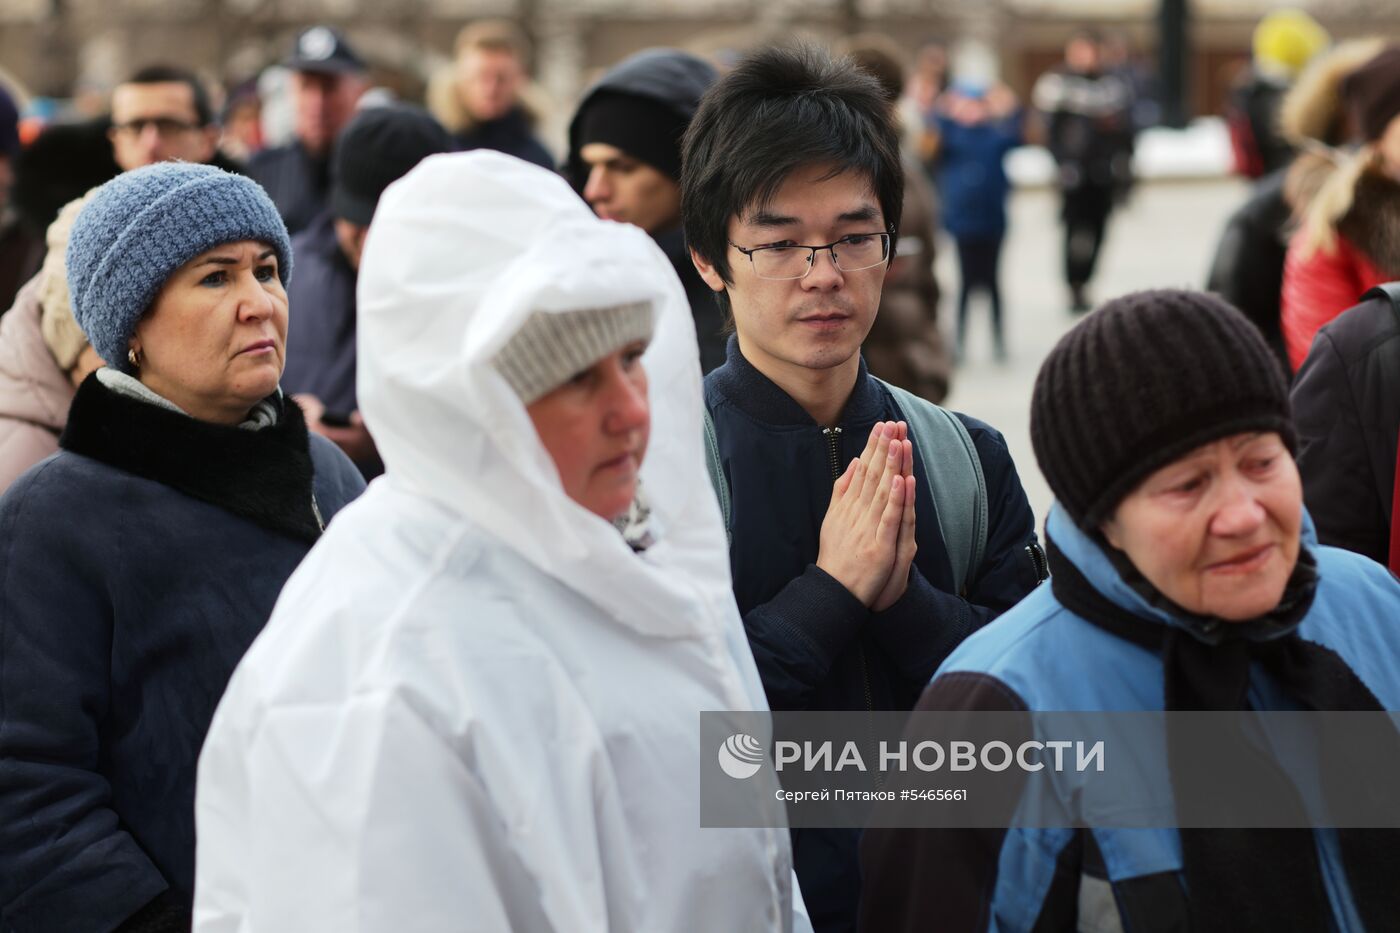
[{"xmin": 357, "ymin": 150, "xmax": 731, "ymax": 638}]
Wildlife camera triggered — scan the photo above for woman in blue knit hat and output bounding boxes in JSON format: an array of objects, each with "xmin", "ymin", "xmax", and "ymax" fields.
[{"xmin": 0, "ymin": 162, "xmax": 365, "ymax": 931}]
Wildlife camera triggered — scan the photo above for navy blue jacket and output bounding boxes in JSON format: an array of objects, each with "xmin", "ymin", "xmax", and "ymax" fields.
[
  {"xmin": 281, "ymin": 213, "xmax": 384, "ymax": 480},
  {"xmin": 0, "ymin": 380, "xmax": 364, "ymax": 930},
  {"xmin": 283, "ymin": 213, "xmax": 359, "ymax": 417},
  {"xmin": 935, "ymin": 111, "xmax": 1021, "ymax": 240},
  {"xmin": 247, "ymin": 141, "xmax": 330, "ymax": 236},
  {"xmin": 704, "ymin": 339, "xmax": 1042, "ymax": 932},
  {"xmin": 454, "ymin": 108, "xmax": 553, "ymax": 170}
]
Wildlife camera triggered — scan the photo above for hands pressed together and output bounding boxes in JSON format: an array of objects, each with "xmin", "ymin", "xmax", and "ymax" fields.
[{"xmin": 816, "ymin": 421, "xmax": 919, "ymax": 612}]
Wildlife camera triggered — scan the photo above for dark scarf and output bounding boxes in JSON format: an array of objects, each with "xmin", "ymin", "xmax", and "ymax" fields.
[
  {"xmin": 60, "ymin": 373, "xmax": 324, "ymax": 543},
  {"xmin": 1047, "ymin": 538, "xmax": 1400, "ymax": 932}
]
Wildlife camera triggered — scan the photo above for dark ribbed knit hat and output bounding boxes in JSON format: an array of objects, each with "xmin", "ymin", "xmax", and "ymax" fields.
[
  {"xmin": 1030, "ymin": 290, "xmax": 1296, "ymax": 530},
  {"xmin": 1342, "ymin": 44, "xmax": 1400, "ymax": 143},
  {"xmin": 331, "ymin": 104, "xmax": 453, "ymax": 226},
  {"xmin": 576, "ymin": 91, "xmax": 689, "ymax": 181}
]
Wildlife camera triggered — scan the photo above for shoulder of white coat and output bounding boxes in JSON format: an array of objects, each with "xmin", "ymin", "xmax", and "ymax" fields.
[
  {"xmin": 224, "ymin": 482, "xmax": 500, "ymax": 712},
  {"xmin": 225, "ymin": 482, "xmax": 601, "ymax": 738}
]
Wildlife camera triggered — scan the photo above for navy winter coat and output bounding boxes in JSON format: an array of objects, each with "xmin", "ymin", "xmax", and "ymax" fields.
[
  {"xmin": 247, "ymin": 141, "xmax": 330, "ymax": 237},
  {"xmin": 454, "ymin": 107, "xmax": 553, "ymax": 170},
  {"xmin": 0, "ymin": 378, "xmax": 364, "ymax": 931},
  {"xmin": 704, "ymin": 339, "xmax": 1043, "ymax": 932},
  {"xmin": 935, "ymin": 110, "xmax": 1021, "ymax": 240},
  {"xmin": 282, "ymin": 213, "xmax": 359, "ymax": 416}
]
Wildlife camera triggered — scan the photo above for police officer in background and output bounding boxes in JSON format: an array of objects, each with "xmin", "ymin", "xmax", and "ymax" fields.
[{"xmin": 249, "ymin": 26, "xmax": 369, "ymax": 236}]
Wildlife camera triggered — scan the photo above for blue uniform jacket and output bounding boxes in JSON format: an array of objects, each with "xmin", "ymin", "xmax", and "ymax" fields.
[
  {"xmin": 282, "ymin": 213, "xmax": 359, "ymax": 418},
  {"xmin": 247, "ymin": 141, "xmax": 330, "ymax": 237}
]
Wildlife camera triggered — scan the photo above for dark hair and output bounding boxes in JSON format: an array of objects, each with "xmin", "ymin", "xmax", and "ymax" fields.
[
  {"xmin": 842, "ymin": 36, "xmax": 907, "ymax": 104},
  {"xmin": 681, "ymin": 43, "xmax": 904, "ymax": 310},
  {"xmin": 122, "ymin": 65, "xmax": 215, "ymax": 126}
]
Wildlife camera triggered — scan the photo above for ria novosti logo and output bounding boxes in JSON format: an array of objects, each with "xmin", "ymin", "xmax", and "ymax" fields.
[{"xmin": 718, "ymin": 733, "xmax": 765, "ymax": 779}]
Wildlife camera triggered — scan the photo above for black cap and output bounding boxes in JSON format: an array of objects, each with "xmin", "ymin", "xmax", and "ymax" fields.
[
  {"xmin": 283, "ymin": 26, "xmax": 367, "ymax": 75},
  {"xmin": 1030, "ymin": 290, "xmax": 1296, "ymax": 530},
  {"xmin": 331, "ymin": 105, "xmax": 453, "ymax": 226}
]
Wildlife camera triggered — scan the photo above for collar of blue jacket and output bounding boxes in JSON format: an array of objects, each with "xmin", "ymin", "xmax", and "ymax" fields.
[{"xmin": 1045, "ymin": 502, "xmax": 1322, "ymax": 635}]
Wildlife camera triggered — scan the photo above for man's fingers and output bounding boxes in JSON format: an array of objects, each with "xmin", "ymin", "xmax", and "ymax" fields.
[
  {"xmin": 856, "ymin": 424, "xmax": 893, "ymax": 507},
  {"xmin": 866, "ymin": 429, "xmax": 901, "ymax": 515},
  {"xmin": 898, "ymin": 474, "xmax": 917, "ymax": 550},
  {"xmin": 848, "ymin": 425, "xmax": 883, "ymax": 501},
  {"xmin": 900, "ymin": 438, "xmax": 914, "ymax": 478},
  {"xmin": 854, "ymin": 422, "xmax": 884, "ymax": 473},
  {"xmin": 876, "ymin": 474, "xmax": 905, "ymax": 549}
]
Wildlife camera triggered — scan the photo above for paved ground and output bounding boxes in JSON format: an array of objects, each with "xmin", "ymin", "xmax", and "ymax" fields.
[{"xmin": 937, "ymin": 175, "xmax": 1252, "ymax": 533}]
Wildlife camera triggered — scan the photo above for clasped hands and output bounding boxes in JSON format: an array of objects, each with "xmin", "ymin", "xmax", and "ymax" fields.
[{"xmin": 815, "ymin": 421, "xmax": 918, "ymax": 612}]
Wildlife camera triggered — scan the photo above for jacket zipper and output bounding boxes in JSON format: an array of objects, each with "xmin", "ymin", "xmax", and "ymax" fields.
[
  {"xmin": 822, "ymin": 427, "xmax": 876, "ymax": 720},
  {"xmin": 1026, "ymin": 541, "xmax": 1049, "ymax": 584},
  {"xmin": 822, "ymin": 426, "xmax": 843, "ymax": 481},
  {"xmin": 311, "ymin": 494, "xmax": 325, "ymax": 532}
]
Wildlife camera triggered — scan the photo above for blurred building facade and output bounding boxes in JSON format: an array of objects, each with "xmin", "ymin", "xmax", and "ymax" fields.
[{"xmin": 1, "ymin": 0, "xmax": 1395, "ymax": 144}]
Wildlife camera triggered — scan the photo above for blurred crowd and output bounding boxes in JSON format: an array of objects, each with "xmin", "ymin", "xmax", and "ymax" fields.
[{"xmin": 0, "ymin": 20, "xmax": 1168, "ymax": 432}]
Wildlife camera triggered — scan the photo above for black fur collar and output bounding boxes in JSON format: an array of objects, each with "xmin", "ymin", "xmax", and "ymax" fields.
[
  {"xmin": 1339, "ymin": 170, "xmax": 1400, "ymax": 274},
  {"xmin": 60, "ymin": 373, "xmax": 323, "ymax": 543}
]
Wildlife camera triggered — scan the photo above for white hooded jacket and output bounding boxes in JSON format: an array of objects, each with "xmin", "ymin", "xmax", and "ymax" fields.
[{"xmin": 193, "ymin": 152, "xmax": 800, "ymax": 931}]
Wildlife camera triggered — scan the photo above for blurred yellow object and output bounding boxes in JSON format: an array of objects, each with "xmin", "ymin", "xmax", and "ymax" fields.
[{"xmin": 1254, "ymin": 9, "xmax": 1331, "ymax": 79}]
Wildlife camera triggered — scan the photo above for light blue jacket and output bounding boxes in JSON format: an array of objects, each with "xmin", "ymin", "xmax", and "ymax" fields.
[{"xmin": 864, "ymin": 505, "xmax": 1400, "ymax": 932}]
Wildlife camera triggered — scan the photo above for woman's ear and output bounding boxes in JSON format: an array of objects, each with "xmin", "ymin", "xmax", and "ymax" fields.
[{"xmin": 1100, "ymin": 516, "xmax": 1122, "ymax": 550}]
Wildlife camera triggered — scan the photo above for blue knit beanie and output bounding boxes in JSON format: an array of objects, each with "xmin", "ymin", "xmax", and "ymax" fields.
[{"xmin": 66, "ymin": 162, "xmax": 293, "ymax": 372}]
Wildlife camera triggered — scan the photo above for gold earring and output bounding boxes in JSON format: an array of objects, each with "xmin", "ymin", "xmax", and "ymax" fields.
[{"xmin": 128, "ymin": 347, "xmax": 141, "ymax": 368}]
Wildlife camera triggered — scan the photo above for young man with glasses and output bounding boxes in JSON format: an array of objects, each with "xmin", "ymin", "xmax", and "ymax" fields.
[
  {"xmin": 108, "ymin": 66, "xmax": 236, "ymax": 172},
  {"xmin": 684, "ymin": 44, "xmax": 1045, "ymax": 933}
]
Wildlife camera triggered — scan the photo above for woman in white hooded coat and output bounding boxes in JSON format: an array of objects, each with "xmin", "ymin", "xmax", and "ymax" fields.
[{"xmin": 192, "ymin": 150, "xmax": 803, "ymax": 931}]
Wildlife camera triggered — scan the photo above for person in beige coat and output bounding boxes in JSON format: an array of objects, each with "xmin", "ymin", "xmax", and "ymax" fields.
[{"xmin": 0, "ymin": 193, "xmax": 102, "ymax": 492}]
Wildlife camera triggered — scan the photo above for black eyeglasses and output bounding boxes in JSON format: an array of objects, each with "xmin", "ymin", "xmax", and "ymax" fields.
[
  {"xmin": 113, "ymin": 117, "xmax": 201, "ymax": 137},
  {"xmin": 730, "ymin": 232, "xmax": 891, "ymax": 280}
]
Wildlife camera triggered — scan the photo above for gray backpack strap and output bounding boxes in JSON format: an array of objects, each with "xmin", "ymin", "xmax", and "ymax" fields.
[
  {"xmin": 882, "ymin": 380, "xmax": 988, "ymax": 596},
  {"xmin": 702, "ymin": 407, "xmax": 732, "ymax": 542}
]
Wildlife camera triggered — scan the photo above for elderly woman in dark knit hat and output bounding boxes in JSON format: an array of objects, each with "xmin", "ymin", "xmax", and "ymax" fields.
[
  {"xmin": 861, "ymin": 289, "xmax": 1400, "ymax": 933},
  {"xmin": 0, "ymin": 162, "xmax": 364, "ymax": 931}
]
